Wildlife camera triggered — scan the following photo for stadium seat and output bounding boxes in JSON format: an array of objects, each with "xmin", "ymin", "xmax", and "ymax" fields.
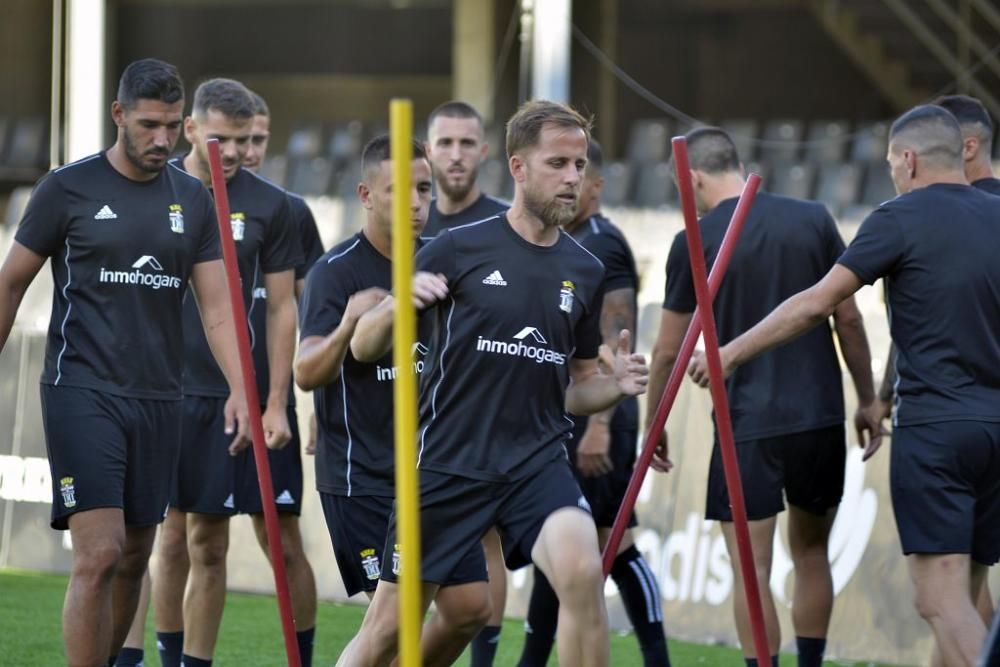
[
  {"xmin": 759, "ymin": 119, "xmax": 804, "ymax": 164},
  {"xmin": 5, "ymin": 116, "xmax": 47, "ymax": 168},
  {"xmin": 850, "ymin": 121, "xmax": 890, "ymax": 163},
  {"xmin": 286, "ymin": 122, "xmax": 324, "ymax": 160},
  {"xmin": 633, "ymin": 161, "xmax": 675, "ymax": 209},
  {"xmin": 861, "ymin": 162, "xmax": 897, "ymax": 205},
  {"xmin": 815, "ymin": 163, "xmax": 863, "ymax": 217},
  {"xmin": 327, "ymin": 121, "xmax": 365, "ymax": 166},
  {"xmin": 477, "ymin": 158, "xmax": 511, "ymax": 203},
  {"xmin": 287, "ymin": 156, "xmax": 334, "ymax": 196},
  {"xmin": 804, "ymin": 120, "xmax": 851, "ymax": 163},
  {"xmin": 258, "ymin": 155, "xmax": 288, "ymax": 189},
  {"xmin": 769, "ymin": 163, "xmax": 816, "ymax": 200},
  {"xmin": 334, "ymin": 161, "xmax": 363, "ymax": 200},
  {"xmin": 601, "ymin": 161, "xmax": 633, "ymax": 208},
  {"xmin": 719, "ymin": 119, "xmax": 759, "ymax": 163},
  {"xmin": 626, "ymin": 119, "xmax": 671, "ymax": 165}
]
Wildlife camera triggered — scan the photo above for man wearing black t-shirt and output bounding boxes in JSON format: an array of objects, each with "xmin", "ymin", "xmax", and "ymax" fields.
[
  {"xmin": 297, "ymin": 136, "xmax": 490, "ymax": 665},
  {"xmin": 688, "ymin": 106, "xmax": 1000, "ymax": 667},
  {"xmin": 650, "ymin": 127, "xmax": 877, "ymax": 667},
  {"xmin": 338, "ymin": 101, "xmax": 649, "ymax": 667},
  {"xmin": 423, "ymin": 101, "xmax": 508, "ymax": 238},
  {"xmin": 152, "ymin": 79, "xmax": 302, "ymax": 667},
  {"xmin": 518, "ymin": 139, "xmax": 670, "ymax": 667},
  {"xmin": 0, "ymin": 59, "xmax": 249, "ymax": 667}
]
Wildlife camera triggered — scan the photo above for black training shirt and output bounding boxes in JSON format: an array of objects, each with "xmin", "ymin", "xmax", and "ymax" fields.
[
  {"xmin": 664, "ymin": 192, "xmax": 846, "ymax": 441},
  {"xmin": 423, "ymin": 193, "xmax": 508, "ymax": 237},
  {"xmin": 15, "ymin": 152, "xmax": 220, "ymax": 400},
  {"xmin": 837, "ymin": 183, "xmax": 1000, "ymax": 426},
  {"xmin": 415, "ymin": 215, "xmax": 605, "ymax": 482},
  {"xmin": 176, "ymin": 161, "xmax": 302, "ymax": 398},
  {"xmin": 972, "ymin": 176, "xmax": 1000, "ymax": 196}
]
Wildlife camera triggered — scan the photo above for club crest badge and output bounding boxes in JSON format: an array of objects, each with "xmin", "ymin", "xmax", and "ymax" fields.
[
  {"xmin": 360, "ymin": 548, "xmax": 381, "ymax": 580},
  {"xmin": 169, "ymin": 204, "xmax": 184, "ymax": 234},
  {"xmin": 559, "ymin": 280, "xmax": 575, "ymax": 314},
  {"xmin": 60, "ymin": 476, "xmax": 76, "ymax": 508},
  {"xmin": 392, "ymin": 544, "xmax": 402, "ymax": 576},
  {"xmin": 230, "ymin": 212, "xmax": 246, "ymax": 241}
]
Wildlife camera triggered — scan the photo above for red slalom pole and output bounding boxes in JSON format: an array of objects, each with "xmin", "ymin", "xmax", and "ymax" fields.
[
  {"xmin": 672, "ymin": 137, "xmax": 770, "ymax": 665},
  {"xmin": 601, "ymin": 172, "xmax": 761, "ymax": 574},
  {"xmin": 206, "ymin": 139, "xmax": 301, "ymax": 667}
]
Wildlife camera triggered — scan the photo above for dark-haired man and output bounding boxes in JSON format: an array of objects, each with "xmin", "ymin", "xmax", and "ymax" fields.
[
  {"xmin": 650, "ymin": 127, "xmax": 877, "ymax": 667},
  {"xmin": 152, "ymin": 78, "xmax": 302, "ymax": 667},
  {"xmin": 423, "ymin": 101, "xmax": 508, "ymax": 237},
  {"xmin": 688, "ymin": 105, "xmax": 1000, "ymax": 667},
  {"xmin": 0, "ymin": 58, "xmax": 249, "ymax": 667},
  {"xmin": 338, "ymin": 100, "xmax": 649, "ymax": 667}
]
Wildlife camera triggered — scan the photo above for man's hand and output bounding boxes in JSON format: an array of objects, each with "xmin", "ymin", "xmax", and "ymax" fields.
[
  {"xmin": 224, "ymin": 392, "xmax": 251, "ymax": 456},
  {"xmin": 344, "ymin": 287, "xmax": 390, "ymax": 324},
  {"xmin": 649, "ymin": 429, "xmax": 673, "ymax": 473},
  {"xmin": 686, "ymin": 346, "xmax": 736, "ymax": 388},
  {"xmin": 412, "ymin": 272, "xmax": 449, "ymax": 309},
  {"xmin": 855, "ymin": 401, "xmax": 888, "ymax": 462},
  {"xmin": 576, "ymin": 422, "xmax": 613, "ymax": 477},
  {"xmin": 607, "ymin": 330, "xmax": 648, "ymax": 396},
  {"xmin": 306, "ymin": 412, "xmax": 318, "ymax": 455},
  {"xmin": 262, "ymin": 404, "xmax": 292, "ymax": 450}
]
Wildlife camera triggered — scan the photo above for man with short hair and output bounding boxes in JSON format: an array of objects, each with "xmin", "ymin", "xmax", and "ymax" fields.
[
  {"xmin": 0, "ymin": 58, "xmax": 249, "ymax": 667},
  {"xmin": 153, "ymin": 78, "xmax": 302, "ymax": 667},
  {"xmin": 338, "ymin": 100, "xmax": 649, "ymax": 667},
  {"xmin": 650, "ymin": 127, "xmax": 878, "ymax": 667},
  {"xmin": 688, "ymin": 105, "xmax": 1000, "ymax": 667},
  {"xmin": 423, "ymin": 100, "xmax": 508, "ymax": 237},
  {"xmin": 518, "ymin": 139, "xmax": 671, "ymax": 667}
]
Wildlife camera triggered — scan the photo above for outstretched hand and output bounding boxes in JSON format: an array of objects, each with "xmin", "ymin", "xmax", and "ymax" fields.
[
  {"xmin": 605, "ymin": 330, "xmax": 648, "ymax": 396},
  {"xmin": 686, "ymin": 347, "xmax": 736, "ymax": 388},
  {"xmin": 855, "ymin": 402, "xmax": 888, "ymax": 461}
]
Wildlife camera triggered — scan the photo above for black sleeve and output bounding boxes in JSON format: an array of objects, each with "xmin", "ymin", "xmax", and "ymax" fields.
[
  {"xmin": 819, "ymin": 207, "xmax": 847, "ymax": 270},
  {"xmin": 573, "ymin": 279, "xmax": 605, "ymax": 360},
  {"xmin": 836, "ymin": 206, "xmax": 904, "ymax": 285},
  {"xmin": 193, "ymin": 186, "xmax": 222, "ymax": 264},
  {"xmin": 584, "ymin": 234, "xmax": 636, "ymax": 292},
  {"xmin": 14, "ymin": 173, "xmax": 69, "ymax": 257},
  {"xmin": 299, "ymin": 259, "xmax": 348, "ymax": 340},
  {"xmin": 662, "ymin": 231, "xmax": 696, "ymax": 313},
  {"xmin": 261, "ymin": 194, "xmax": 302, "ymax": 274},
  {"xmin": 293, "ymin": 197, "xmax": 325, "ymax": 280},
  {"xmin": 415, "ymin": 231, "xmax": 458, "ymax": 282}
]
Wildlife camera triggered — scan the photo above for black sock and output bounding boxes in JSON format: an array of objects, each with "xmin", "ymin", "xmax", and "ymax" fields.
[
  {"xmin": 297, "ymin": 627, "xmax": 316, "ymax": 667},
  {"xmin": 470, "ymin": 624, "xmax": 502, "ymax": 667},
  {"xmin": 156, "ymin": 631, "xmax": 183, "ymax": 667},
  {"xmin": 796, "ymin": 636, "xmax": 826, "ymax": 667},
  {"xmin": 610, "ymin": 545, "xmax": 671, "ymax": 667},
  {"xmin": 180, "ymin": 655, "xmax": 211, "ymax": 667},
  {"xmin": 115, "ymin": 647, "xmax": 145, "ymax": 666},
  {"xmin": 744, "ymin": 657, "xmax": 779, "ymax": 667},
  {"xmin": 516, "ymin": 568, "xmax": 559, "ymax": 667}
]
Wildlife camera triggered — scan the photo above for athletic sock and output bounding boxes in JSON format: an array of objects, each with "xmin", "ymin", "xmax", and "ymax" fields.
[
  {"xmin": 744, "ymin": 657, "xmax": 779, "ymax": 667},
  {"xmin": 516, "ymin": 568, "xmax": 559, "ymax": 667},
  {"xmin": 796, "ymin": 636, "xmax": 826, "ymax": 667},
  {"xmin": 297, "ymin": 627, "xmax": 316, "ymax": 667},
  {"xmin": 610, "ymin": 545, "xmax": 671, "ymax": 667},
  {"xmin": 470, "ymin": 624, "xmax": 502, "ymax": 667},
  {"xmin": 156, "ymin": 631, "xmax": 183, "ymax": 667},
  {"xmin": 180, "ymin": 655, "xmax": 211, "ymax": 667},
  {"xmin": 115, "ymin": 647, "xmax": 145, "ymax": 666}
]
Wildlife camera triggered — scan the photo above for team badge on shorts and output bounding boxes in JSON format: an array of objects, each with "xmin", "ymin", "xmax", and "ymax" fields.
[
  {"xmin": 169, "ymin": 204, "xmax": 185, "ymax": 234},
  {"xmin": 392, "ymin": 544, "xmax": 402, "ymax": 575},
  {"xmin": 360, "ymin": 548, "xmax": 381, "ymax": 581},
  {"xmin": 230, "ymin": 212, "xmax": 246, "ymax": 241},
  {"xmin": 559, "ymin": 280, "xmax": 575, "ymax": 314},
  {"xmin": 60, "ymin": 477, "xmax": 77, "ymax": 508}
]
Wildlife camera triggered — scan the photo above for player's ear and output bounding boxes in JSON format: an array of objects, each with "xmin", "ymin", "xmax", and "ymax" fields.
[
  {"xmin": 509, "ymin": 154, "xmax": 525, "ymax": 183},
  {"xmin": 111, "ymin": 101, "xmax": 126, "ymax": 128},
  {"xmin": 183, "ymin": 116, "xmax": 197, "ymax": 144},
  {"xmin": 962, "ymin": 136, "xmax": 979, "ymax": 162},
  {"xmin": 357, "ymin": 181, "xmax": 374, "ymax": 210},
  {"xmin": 479, "ymin": 141, "xmax": 489, "ymax": 161}
]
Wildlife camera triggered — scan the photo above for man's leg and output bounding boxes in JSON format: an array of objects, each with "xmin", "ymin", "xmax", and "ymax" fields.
[
  {"xmin": 720, "ymin": 518, "xmax": 781, "ymax": 663},
  {"xmin": 182, "ymin": 513, "xmax": 231, "ymax": 662},
  {"xmin": 908, "ymin": 553, "xmax": 986, "ymax": 667},
  {"xmin": 423, "ymin": 581, "xmax": 493, "ymax": 667},
  {"xmin": 469, "ymin": 528, "xmax": 506, "ymax": 667},
  {"xmin": 108, "ymin": 524, "xmax": 157, "ymax": 661},
  {"xmin": 786, "ymin": 505, "xmax": 836, "ymax": 667},
  {"xmin": 531, "ymin": 507, "xmax": 609, "ymax": 667},
  {"xmin": 251, "ymin": 512, "xmax": 318, "ymax": 666},
  {"xmin": 517, "ymin": 567, "xmax": 559, "ymax": 667},
  {"xmin": 337, "ymin": 581, "xmax": 439, "ymax": 667},
  {"xmin": 64, "ymin": 508, "xmax": 127, "ymax": 667},
  {"xmin": 152, "ymin": 509, "xmax": 188, "ymax": 667},
  {"xmin": 116, "ymin": 569, "xmax": 151, "ymax": 666}
]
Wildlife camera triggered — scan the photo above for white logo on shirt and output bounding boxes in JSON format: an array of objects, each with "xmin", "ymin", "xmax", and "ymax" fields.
[
  {"xmin": 99, "ymin": 255, "xmax": 182, "ymax": 290},
  {"xmin": 476, "ymin": 327, "xmax": 566, "ymax": 365},
  {"xmin": 482, "ymin": 270, "xmax": 507, "ymax": 286},
  {"xmin": 132, "ymin": 255, "xmax": 164, "ymax": 270},
  {"xmin": 376, "ymin": 341, "xmax": 429, "ymax": 382},
  {"xmin": 94, "ymin": 205, "xmax": 117, "ymax": 220},
  {"xmin": 513, "ymin": 327, "xmax": 547, "ymax": 344}
]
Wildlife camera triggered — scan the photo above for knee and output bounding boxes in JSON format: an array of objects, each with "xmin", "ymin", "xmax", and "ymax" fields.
[
  {"xmin": 440, "ymin": 590, "xmax": 492, "ymax": 638},
  {"xmin": 363, "ymin": 601, "xmax": 401, "ymax": 653},
  {"xmin": 552, "ymin": 554, "xmax": 604, "ymax": 604},
  {"xmin": 913, "ymin": 589, "xmax": 942, "ymax": 622},
  {"xmin": 74, "ymin": 539, "xmax": 124, "ymax": 583},
  {"xmin": 189, "ymin": 532, "xmax": 229, "ymax": 569}
]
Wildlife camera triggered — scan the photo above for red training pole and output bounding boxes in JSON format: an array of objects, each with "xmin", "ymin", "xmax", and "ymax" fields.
[
  {"xmin": 601, "ymin": 172, "xmax": 761, "ymax": 574},
  {"xmin": 206, "ymin": 139, "xmax": 302, "ymax": 667},
  {"xmin": 672, "ymin": 137, "xmax": 770, "ymax": 665}
]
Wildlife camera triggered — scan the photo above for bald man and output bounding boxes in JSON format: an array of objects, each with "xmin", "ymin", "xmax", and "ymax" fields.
[{"xmin": 688, "ymin": 104, "xmax": 1000, "ymax": 667}]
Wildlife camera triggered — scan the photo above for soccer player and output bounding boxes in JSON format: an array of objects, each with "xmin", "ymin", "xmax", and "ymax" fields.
[
  {"xmin": 517, "ymin": 139, "xmax": 669, "ymax": 667},
  {"xmin": 0, "ymin": 58, "xmax": 249, "ymax": 667},
  {"xmin": 152, "ymin": 78, "xmax": 302, "ymax": 667},
  {"xmin": 297, "ymin": 135, "xmax": 492, "ymax": 666},
  {"xmin": 424, "ymin": 99, "xmax": 509, "ymax": 665},
  {"xmin": 423, "ymin": 101, "xmax": 508, "ymax": 237},
  {"xmin": 649, "ymin": 127, "xmax": 878, "ymax": 667},
  {"xmin": 687, "ymin": 105, "xmax": 1000, "ymax": 667},
  {"xmin": 339, "ymin": 100, "xmax": 649, "ymax": 667}
]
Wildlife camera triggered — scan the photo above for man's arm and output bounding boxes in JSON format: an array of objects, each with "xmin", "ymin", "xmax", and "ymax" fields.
[
  {"xmin": 831, "ymin": 295, "xmax": 884, "ymax": 458},
  {"xmin": 877, "ymin": 341, "xmax": 897, "ymax": 418},
  {"xmin": 566, "ymin": 330, "xmax": 648, "ymax": 416},
  {"xmin": 261, "ymin": 269, "xmax": 296, "ymax": 448},
  {"xmin": 189, "ymin": 260, "xmax": 250, "ymax": 454},
  {"xmin": 0, "ymin": 242, "xmax": 46, "ymax": 352},
  {"xmin": 644, "ymin": 309, "xmax": 694, "ymax": 472}
]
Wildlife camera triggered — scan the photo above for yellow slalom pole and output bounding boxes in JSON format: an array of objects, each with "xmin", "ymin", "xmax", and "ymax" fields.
[{"xmin": 390, "ymin": 98, "xmax": 422, "ymax": 667}]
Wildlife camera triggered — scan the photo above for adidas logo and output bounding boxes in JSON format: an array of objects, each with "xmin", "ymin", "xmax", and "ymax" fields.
[
  {"xmin": 223, "ymin": 493, "xmax": 234, "ymax": 509},
  {"xmin": 482, "ymin": 270, "xmax": 507, "ymax": 286},
  {"xmin": 94, "ymin": 205, "xmax": 117, "ymax": 220},
  {"xmin": 276, "ymin": 489, "xmax": 295, "ymax": 505}
]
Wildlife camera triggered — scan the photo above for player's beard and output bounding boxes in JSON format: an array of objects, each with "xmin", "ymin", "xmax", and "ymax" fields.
[
  {"xmin": 523, "ymin": 180, "xmax": 577, "ymax": 228},
  {"xmin": 435, "ymin": 164, "xmax": 478, "ymax": 202},
  {"xmin": 123, "ymin": 125, "xmax": 168, "ymax": 174}
]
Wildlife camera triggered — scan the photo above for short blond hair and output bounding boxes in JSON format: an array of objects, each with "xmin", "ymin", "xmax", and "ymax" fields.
[{"xmin": 505, "ymin": 100, "xmax": 592, "ymax": 159}]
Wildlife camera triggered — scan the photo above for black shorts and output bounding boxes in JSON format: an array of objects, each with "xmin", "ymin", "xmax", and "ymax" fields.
[
  {"xmin": 41, "ymin": 384, "xmax": 181, "ymax": 530},
  {"xmin": 175, "ymin": 398, "xmax": 302, "ymax": 515},
  {"xmin": 705, "ymin": 424, "xmax": 846, "ymax": 522},
  {"xmin": 891, "ymin": 420, "xmax": 1000, "ymax": 565},
  {"xmin": 565, "ymin": 419, "xmax": 639, "ymax": 529},
  {"xmin": 320, "ymin": 492, "xmax": 484, "ymax": 596},
  {"xmin": 381, "ymin": 454, "xmax": 591, "ymax": 585}
]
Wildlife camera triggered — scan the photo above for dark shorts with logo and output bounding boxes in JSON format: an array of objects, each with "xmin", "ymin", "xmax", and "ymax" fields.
[
  {"xmin": 706, "ymin": 424, "xmax": 846, "ymax": 522},
  {"xmin": 320, "ymin": 493, "xmax": 395, "ymax": 596},
  {"xmin": 565, "ymin": 414, "xmax": 639, "ymax": 529},
  {"xmin": 381, "ymin": 453, "xmax": 591, "ymax": 585},
  {"xmin": 174, "ymin": 397, "xmax": 302, "ymax": 515},
  {"xmin": 41, "ymin": 384, "xmax": 181, "ymax": 530},
  {"xmin": 891, "ymin": 420, "xmax": 1000, "ymax": 565}
]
